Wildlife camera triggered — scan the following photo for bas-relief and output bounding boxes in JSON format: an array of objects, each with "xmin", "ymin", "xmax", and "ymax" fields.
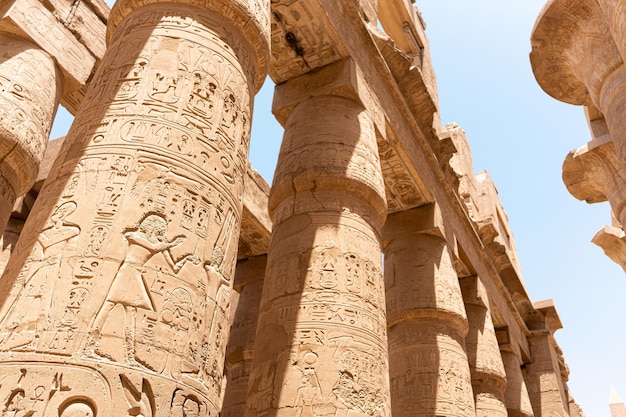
[
  {"xmin": 0, "ymin": 34, "xmax": 60, "ymax": 214},
  {"xmin": 0, "ymin": 4, "xmax": 257, "ymax": 415},
  {"xmin": 251, "ymin": 223, "xmax": 390, "ymax": 414}
]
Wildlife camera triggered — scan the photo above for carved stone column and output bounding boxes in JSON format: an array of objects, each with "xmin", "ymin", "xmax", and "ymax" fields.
[
  {"xmin": 523, "ymin": 301, "xmax": 570, "ymax": 417},
  {"xmin": 531, "ymin": 0, "xmax": 626, "ymax": 269},
  {"xmin": 497, "ymin": 328, "xmax": 534, "ymax": 417},
  {"xmin": 0, "ymin": 33, "xmax": 61, "ymax": 234},
  {"xmin": 0, "ymin": 0, "xmax": 269, "ymax": 415},
  {"xmin": 246, "ymin": 60, "xmax": 390, "ymax": 416},
  {"xmin": 222, "ymin": 255, "xmax": 266, "ymax": 417},
  {"xmin": 384, "ymin": 204, "xmax": 475, "ymax": 417},
  {"xmin": 460, "ymin": 276, "xmax": 507, "ymax": 417}
]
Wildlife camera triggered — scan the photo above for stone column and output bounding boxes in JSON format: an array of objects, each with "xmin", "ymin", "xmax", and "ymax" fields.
[
  {"xmin": 0, "ymin": 33, "xmax": 61, "ymax": 234},
  {"xmin": 523, "ymin": 301, "xmax": 570, "ymax": 417},
  {"xmin": 460, "ymin": 276, "xmax": 507, "ymax": 417},
  {"xmin": 0, "ymin": 0, "xmax": 269, "ymax": 415},
  {"xmin": 384, "ymin": 204, "xmax": 475, "ymax": 417},
  {"xmin": 222, "ymin": 255, "xmax": 266, "ymax": 417},
  {"xmin": 496, "ymin": 328, "xmax": 534, "ymax": 417},
  {"xmin": 531, "ymin": 0, "xmax": 626, "ymax": 219},
  {"xmin": 246, "ymin": 60, "xmax": 390, "ymax": 416}
]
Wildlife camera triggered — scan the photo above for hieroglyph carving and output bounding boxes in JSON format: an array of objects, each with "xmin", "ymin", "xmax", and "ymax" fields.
[
  {"xmin": 247, "ymin": 96, "xmax": 390, "ymax": 416},
  {"xmin": 0, "ymin": 34, "xmax": 61, "ymax": 229},
  {"xmin": 0, "ymin": 2, "xmax": 263, "ymax": 414},
  {"xmin": 248, "ymin": 223, "xmax": 390, "ymax": 417}
]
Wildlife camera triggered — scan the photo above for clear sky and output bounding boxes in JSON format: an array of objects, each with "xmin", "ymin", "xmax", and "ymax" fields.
[{"xmin": 49, "ymin": 1, "xmax": 625, "ymax": 416}]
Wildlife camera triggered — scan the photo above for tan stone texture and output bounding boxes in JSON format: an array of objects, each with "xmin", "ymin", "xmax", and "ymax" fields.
[
  {"xmin": 0, "ymin": 33, "xmax": 61, "ymax": 234},
  {"xmin": 523, "ymin": 302, "xmax": 570, "ymax": 417},
  {"xmin": 222, "ymin": 255, "xmax": 266, "ymax": 417},
  {"xmin": 531, "ymin": 0, "xmax": 626, "ymax": 269},
  {"xmin": 384, "ymin": 206, "xmax": 475, "ymax": 417},
  {"xmin": 461, "ymin": 277, "xmax": 508, "ymax": 417},
  {"xmin": 0, "ymin": 0, "xmax": 269, "ymax": 414},
  {"xmin": 500, "ymin": 348, "xmax": 534, "ymax": 417},
  {"xmin": 0, "ymin": 0, "xmax": 589, "ymax": 416},
  {"xmin": 247, "ymin": 95, "xmax": 390, "ymax": 416}
]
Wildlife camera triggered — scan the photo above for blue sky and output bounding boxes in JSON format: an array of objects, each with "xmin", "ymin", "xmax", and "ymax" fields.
[{"xmin": 50, "ymin": 1, "xmax": 624, "ymax": 416}]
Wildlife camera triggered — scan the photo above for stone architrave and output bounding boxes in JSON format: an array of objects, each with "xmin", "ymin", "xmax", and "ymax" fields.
[
  {"xmin": 0, "ymin": 33, "xmax": 61, "ymax": 235},
  {"xmin": 0, "ymin": 0, "xmax": 269, "ymax": 415},
  {"xmin": 496, "ymin": 328, "xmax": 534, "ymax": 417},
  {"xmin": 460, "ymin": 276, "xmax": 508, "ymax": 417},
  {"xmin": 523, "ymin": 301, "xmax": 570, "ymax": 417},
  {"xmin": 222, "ymin": 255, "xmax": 266, "ymax": 417},
  {"xmin": 383, "ymin": 204, "xmax": 475, "ymax": 417},
  {"xmin": 246, "ymin": 64, "xmax": 391, "ymax": 416}
]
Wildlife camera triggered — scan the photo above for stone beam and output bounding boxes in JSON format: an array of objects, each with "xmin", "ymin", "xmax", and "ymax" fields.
[{"xmin": 0, "ymin": 0, "xmax": 106, "ymax": 114}]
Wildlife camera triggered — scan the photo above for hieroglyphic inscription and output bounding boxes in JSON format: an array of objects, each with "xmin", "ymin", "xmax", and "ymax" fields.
[
  {"xmin": 0, "ymin": 3, "xmax": 260, "ymax": 414},
  {"xmin": 0, "ymin": 34, "xmax": 60, "ymax": 174},
  {"xmin": 0, "ymin": 364, "xmax": 109, "ymax": 417}
]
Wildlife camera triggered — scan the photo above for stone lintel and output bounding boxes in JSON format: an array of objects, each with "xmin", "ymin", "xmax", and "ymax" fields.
[
  {"xmin": 238, "ymin": 167, "xmax": 272, "ymax": 259},
  {"xmin": 378, "ymin": 0, "xmax": 425, "ymax": 60},
  {"xmin": 0, "ymin": 0, "xmax": 97, "ymax": 97},
  {"xmin": 273, "ymin": 58, "xmax": 385, "ymax": 138},
  {"xmin": 267, "ymin": 0, "xmax": 348, "ymax": 84},
  {"xmin": 530, "ymin": 0, "xmax": 622, "ymax": 107},
  {"xmin": 460, "ymin": 275, "xmax": 489, "ymax": 307},
  {"xmin": 592, "ymin": 225, "xmax": 626, "ymax": 272},
  {"xmin": 43, "ymin": 0, "xmax": 108, "ymax": 60},
  {"xmin": 373, "ymin": 5, "xmax": 439, "ymax": 144},
  {"xmin": 382, "ymin": 203, "xmax": 445, "ymax": 243}
]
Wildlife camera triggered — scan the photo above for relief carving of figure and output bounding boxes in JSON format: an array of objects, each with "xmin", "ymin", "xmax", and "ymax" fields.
[
  {"xmin": 86, "ymin": 213, "xmax": 199, "ymax": 366},
  {"xmin": 0, "ymin": 202, "xmax": 80, "ymax": 350},
  {"xmin": 2, "ymin": 390, "xmax": 32, "ymax": 417}
]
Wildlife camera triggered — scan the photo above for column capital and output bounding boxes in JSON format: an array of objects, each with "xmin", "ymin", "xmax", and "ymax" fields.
[
  {"xmin": 592, "ymin": 225, "xmax": 626, "ymax": 272},
  {"xmin": 528, "ymin": 299, "xmax": 563, "ymax": 334},
  {"xmin": 563, "ymin": 134, "xmax": 626, "ymax": 224},
  {"xmin": 273, "ymin": 58, "xmax": 386, "ymax": 136},
  {"xmin": 107, "ymin": 0, "xmax": 269, "ymax": 91},
  {"xmin": 531, "ymin": 0, "xmax": 622, "ymax": 108}
]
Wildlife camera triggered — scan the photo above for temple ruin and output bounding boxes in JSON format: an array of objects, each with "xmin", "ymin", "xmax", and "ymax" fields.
[
  {"xmin": 0, "ymin": 0, "xmax": 589, "ymax": 416},
  {"xmin": 531, "ymin": 0, "xmax": 626, "ymax": 273}
]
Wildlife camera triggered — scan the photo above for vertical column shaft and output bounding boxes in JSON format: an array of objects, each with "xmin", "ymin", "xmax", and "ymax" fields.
[
  {"xmin": 499, "ymin": 347, "xmax": 534, "ymax": 417},
  {"xmin": 523, "ymin": 332, "xmax": 570, "ymax": 417},
  {"xmin": 461, "ymin": 276, "xmax": 507, "ymax": 417},
  {"xmin": 222, "ymin": 255, "xmax": 266, "ymax": 417},
  {"xmin": 384, "ymin": 205, "xmax": 475, "ymax": 417},
  {"xmin": 247, "ymin": 93, "xmax": 390, "ymax": 416},
  {"xmin": 599, "ymin": 66, "xmax": 626, "ymax": 218},
  {"xmin": 0, "ymin": 0, "xmax": 268, "ymax": 415},
  {"xmin": 0, "ymin": 33, "xmax": 61, "ymax": 233}
]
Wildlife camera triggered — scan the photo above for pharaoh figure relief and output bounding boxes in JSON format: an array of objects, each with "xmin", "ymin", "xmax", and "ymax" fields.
[{"xmin": 0, "ymin": 0, "xmax": 269, "ymax": 415}]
